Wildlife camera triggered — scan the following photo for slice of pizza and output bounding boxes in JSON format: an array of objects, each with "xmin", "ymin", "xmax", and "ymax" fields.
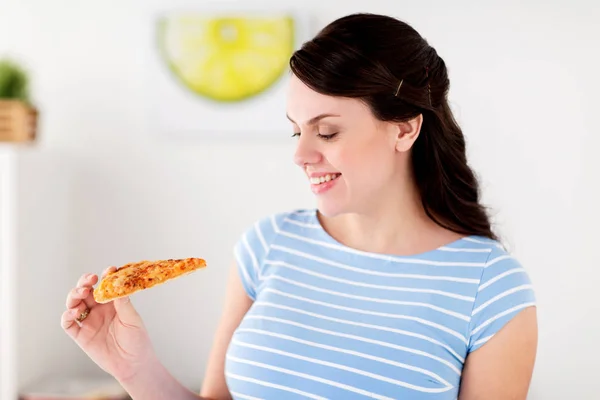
[{"xmin": 93, "ymin": 258, "xmax": 207, "ymax": 303}]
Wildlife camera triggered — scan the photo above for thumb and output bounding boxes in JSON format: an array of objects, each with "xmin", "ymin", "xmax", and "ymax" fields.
[{"xmin": 113, "ymin": 296, "xmax": 142, "ymax": 325}]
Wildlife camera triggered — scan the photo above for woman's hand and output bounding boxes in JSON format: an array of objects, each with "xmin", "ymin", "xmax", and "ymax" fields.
[{"xmin": 61, "ymin": 267, "xmax": 156, "ymax": 382}]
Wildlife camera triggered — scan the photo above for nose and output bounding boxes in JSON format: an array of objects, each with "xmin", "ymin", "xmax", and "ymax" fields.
[{"xmin": 293, "ymin": 134, "xmax": 322, "ymax": 168}]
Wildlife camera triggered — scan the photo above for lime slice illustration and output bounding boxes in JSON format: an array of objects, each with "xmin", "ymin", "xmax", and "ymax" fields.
[{"xmin": 158, "ymin": 14, "xmax": 295, "ymax": 102}]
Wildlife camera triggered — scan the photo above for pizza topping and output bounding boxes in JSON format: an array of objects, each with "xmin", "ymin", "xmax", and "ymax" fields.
[{"xmin": 93, "ymin": 258, "xmax": 206, "ymax": 303}]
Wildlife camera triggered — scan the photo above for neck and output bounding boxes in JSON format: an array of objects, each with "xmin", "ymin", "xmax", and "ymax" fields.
[{"xmin": 318, "ymin": 178, "xmax": 463, "ymax": 256}]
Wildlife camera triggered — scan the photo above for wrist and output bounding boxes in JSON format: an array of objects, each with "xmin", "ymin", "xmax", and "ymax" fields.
[
  {"xmin": 116, "ymin": 352, "xmax": 200, "ymax": 400},
  {"xmin": 116, "ymin": 351, "xmax": 163, "ymax": 388}
]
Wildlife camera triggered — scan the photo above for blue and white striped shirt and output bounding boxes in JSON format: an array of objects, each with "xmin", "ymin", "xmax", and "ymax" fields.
[{"xmin": 225, "ymin": 209, "xmax": 536, "ymax": 399}]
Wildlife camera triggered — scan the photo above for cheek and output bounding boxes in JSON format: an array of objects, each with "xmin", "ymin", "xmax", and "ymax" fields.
[{"xmin": 330, "ymin": 140, "xmax": 395, "ymax": 185}]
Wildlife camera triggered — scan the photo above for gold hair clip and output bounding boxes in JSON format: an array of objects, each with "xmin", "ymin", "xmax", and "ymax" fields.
[{"xmin": 394, "ymin": 79, "xmax": 404, "ymax": 97}]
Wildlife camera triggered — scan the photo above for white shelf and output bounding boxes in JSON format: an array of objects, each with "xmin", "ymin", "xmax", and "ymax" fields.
[{"xmin": 0, "ymin": 146, "xmax": 18, "ymax": 400}]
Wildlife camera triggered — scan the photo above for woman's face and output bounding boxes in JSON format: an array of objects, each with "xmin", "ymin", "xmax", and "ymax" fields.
[{"xmin": 286, "ymin": 75, "xmax": 421, "ymax": 217}]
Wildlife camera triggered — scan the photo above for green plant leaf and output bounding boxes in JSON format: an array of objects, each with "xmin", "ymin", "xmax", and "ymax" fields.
[{"xmin": 0, "ymin": 58, "xmax": 30, "ymax": 104}]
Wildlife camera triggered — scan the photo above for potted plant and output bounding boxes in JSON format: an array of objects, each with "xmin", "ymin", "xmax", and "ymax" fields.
[{"xmin": 0, "ymin": 58, "xmax": 38, "ymax": 142}]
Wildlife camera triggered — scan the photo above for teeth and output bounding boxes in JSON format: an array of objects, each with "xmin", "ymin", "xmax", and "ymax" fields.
[{"xmin": 310, "ymin": 174, "xmax": 339, "ymax": 185}]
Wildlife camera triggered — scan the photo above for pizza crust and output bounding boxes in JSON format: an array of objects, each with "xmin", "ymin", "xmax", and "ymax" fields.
[{"xmin": 93, "ymin": 258, "xmax": 207, "ymax": 303}]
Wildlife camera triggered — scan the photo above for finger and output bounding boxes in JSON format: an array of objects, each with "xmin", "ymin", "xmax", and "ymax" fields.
[
  {"xmin": 82, "ymin": 286, "xmax": 101, "ymax": 309},
  {"xmin": 61, "ymin": 307, "xmax": 86, "ymax": 338},
  {"xmin": 101, "ymin": 266, "xmax": 117, "ymax": 279},
  {"xmin": 67, "ymin": 267, "xmax": 116, "ymax": 310},
  {"xmin": 67, "ymin": 285, "xmax": 100, "ymax": 310},
  {"xmin": 69, "ymin": 273, "xmax": 98, "ymax": 308},
  {"xmin": 76, "ymin": 272, "xmax": 97, "ymax": 288},
  {"xmin": 66, "ymin": 286, "xmax": 92, "ymax": 309},
  {"xmin": 114, "ymin": 296, "xmax": 142, "ymax": 326}
]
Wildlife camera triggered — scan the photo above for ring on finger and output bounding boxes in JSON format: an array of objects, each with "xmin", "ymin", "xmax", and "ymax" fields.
[{"xmin": 76, "ymin": 308, "xmax": 90, "ymax": 322}]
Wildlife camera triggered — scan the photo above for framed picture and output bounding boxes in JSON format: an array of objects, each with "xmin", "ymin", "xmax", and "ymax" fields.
[{"xmin": 147, "ymin": 6, "xmax": 314, "ymax": 140}]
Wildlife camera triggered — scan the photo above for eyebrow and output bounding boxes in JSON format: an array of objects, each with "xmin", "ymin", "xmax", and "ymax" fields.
[{"xmin": 286, "ymin": 113, "xmax": 341, "ymax": 125}]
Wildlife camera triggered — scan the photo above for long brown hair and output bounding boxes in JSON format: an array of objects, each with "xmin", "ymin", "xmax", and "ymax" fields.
[{"xmin": 290, "ymin": 13, "xmax": 497, "ymax": 241}]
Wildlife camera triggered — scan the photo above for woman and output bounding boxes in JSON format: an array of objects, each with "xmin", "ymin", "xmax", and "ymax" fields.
[{"xmin": 62, "ymin": 13, "xmax": 537, "ymax": 400}]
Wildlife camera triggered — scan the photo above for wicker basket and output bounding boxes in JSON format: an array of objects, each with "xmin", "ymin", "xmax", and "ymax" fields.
[{"xmin": 0, "ymin": 100, "xmax": 37, "ymax": 142}]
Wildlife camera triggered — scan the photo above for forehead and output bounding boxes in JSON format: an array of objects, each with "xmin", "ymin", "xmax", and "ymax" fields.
[{"xmin": 286, "ymin": 75, "xmax": 370, "ymax": 124}]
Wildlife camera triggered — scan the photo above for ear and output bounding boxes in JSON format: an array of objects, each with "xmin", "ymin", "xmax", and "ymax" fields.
[{"xmin": 394, "ymin": 114, "xmax": 423, "ymax": 152}]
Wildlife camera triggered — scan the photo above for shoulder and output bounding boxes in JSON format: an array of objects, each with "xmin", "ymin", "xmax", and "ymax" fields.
[
  {"xmin": 475, "ymin": 238, "xmax": 532, "ymax": 289},
  {"xmin": 236, "ymin": 208, "xmax": 316, "ymax": 242},
  {"xmin": 232, "ymin": 208, "xmax": 316, "ymax": 300},
  {"xmin": 234, "ymin": 208, "xmax": 319, "ymax": 261},
  {"xmin": 462, "ymin": 236, "xmax": 534, "ymax": 304},
  {"xmin": 453, "ymin": 235, "xmax": 519, "ymax": 268},
  {"xmin": 466, "ymin": 236, "xmax": 537, "ymax": 352}
]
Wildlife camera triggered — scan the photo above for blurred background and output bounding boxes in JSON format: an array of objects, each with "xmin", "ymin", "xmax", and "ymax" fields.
[{"xmin": 0, "ymin": 0, "xmax": 598, "ymax": 399}]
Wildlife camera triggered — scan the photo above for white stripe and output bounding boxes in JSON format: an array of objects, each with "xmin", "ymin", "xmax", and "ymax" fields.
[
  {"xmin": 271, "ymin": 245, "xmax": 481, "ymax": 282},
  {"xmin": 234, "ymin": 246, "xmax": 255, "ymax": 293},
  {"xmin": 278, "ymin": 230, "xmax": 487, "ymax": 267},
  {"xmin": 254, "ymin": 221, "xmax": 268, "ymax": 253},
  {"xmin": 471, "ymin": 285, "xmax": 534, "ymax": 316},
  {"xmin": 227, "ymin": 356, "xmax": 396, "ymax": 399},
  {"xmin": 229, "ymin": 391, "xmax": 263, "ymax": 400},
  {"xmin": 237, "ymin": 328, "xmax": 453, "ymax": 385},
  {"xmin": 439, "ymin": 246, "xmax": 492, "ymax": 253},
  {"xmin": 266, "ymin": 289, "xmax": 469, "ymax": 344},
  {"xmin": 284, "ymin": 217, "xmax": 321, "ymax": 229},
  {"xmin": 484, "ymin": 255, "xmax": 514, "ymax": 268},
  {"xmin": 226, "ymin": 372, "xmax": 327, "ymax": 400},
  {"xmin": 264, "ymin": 272, "xmax": 471, "ymax": 320},
  {"xmin": 463, "ymin": 237, "xmax": 505, "ymax": 250},
  {"xmin": 270, "ymin": 215, "xmax": 280, "ymax": 233},
  {"xmin": 241, "ymin": 317, "xmax": 462, "ymax": 375},
  {"xmin": 471, "ymin": 302, "xmax": 536, "ymax": 336},
  {"xmin": 242, "ymin": 234, "xmax": 260, "ymax": 278},
  {"xmin": 472, "ymin": 335, "xmax": 493, "ymax": 348},
  {"xmin": 265, "ymin": 260, "xmax": 475, "ymax": 302},
  {"xmin": 478, "ymin": 268, "xmax": 526, "ymax": 292},
  {"xmin": 232, "ymin": 339, "xmax": 453, "ymax": 393},
  {"xmin": 256, "ymin": 301, "xmax": 465, "ymax": 363},
  {"xmin": 463, "ymin": 237, "xmax": 493, "ymax": 245}
]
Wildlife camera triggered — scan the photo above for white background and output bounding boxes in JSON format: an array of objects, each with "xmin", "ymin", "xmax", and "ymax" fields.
[{"xmin": 0, "ymin": 0, "xmax": 599, "ymax": 399}]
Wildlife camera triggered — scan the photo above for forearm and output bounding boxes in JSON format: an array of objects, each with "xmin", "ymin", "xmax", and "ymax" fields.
[{"xmin": 118, "ymin": 354, "xmax": 204, "ymax": 400}]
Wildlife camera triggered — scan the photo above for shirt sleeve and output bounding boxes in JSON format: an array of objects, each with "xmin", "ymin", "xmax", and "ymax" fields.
[
  {"xmin": 468, "ymin": 245, "xmax": 537, "ymax": 353},
  {"xmin": 233, "ymin": 212, "xmax": 285, "ymax": 300}
]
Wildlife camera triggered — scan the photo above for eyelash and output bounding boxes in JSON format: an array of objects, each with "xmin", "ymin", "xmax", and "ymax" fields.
[{"xmin": 292, "ymin": 132, "xmax": 338, "ymax": 140}]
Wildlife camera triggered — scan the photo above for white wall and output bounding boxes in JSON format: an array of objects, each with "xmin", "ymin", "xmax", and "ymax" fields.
[{"xmin": 1, "ymin": 0, "xmax": 599, "ymax": 399}]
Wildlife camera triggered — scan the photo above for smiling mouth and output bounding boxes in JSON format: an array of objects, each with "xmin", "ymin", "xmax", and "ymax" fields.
[{"xmin": 309, "ymin": 173, "xmax": 341, "ymax": 185}]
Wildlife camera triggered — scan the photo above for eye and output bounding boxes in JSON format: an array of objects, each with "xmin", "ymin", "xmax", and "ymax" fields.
[
  {"xmin": 318, "ymin": 132, "xmax": 338, "ymax": 140},
  {"xmin": 291, "ymin": 132, "xmax": 300, "ymax": 138}
]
